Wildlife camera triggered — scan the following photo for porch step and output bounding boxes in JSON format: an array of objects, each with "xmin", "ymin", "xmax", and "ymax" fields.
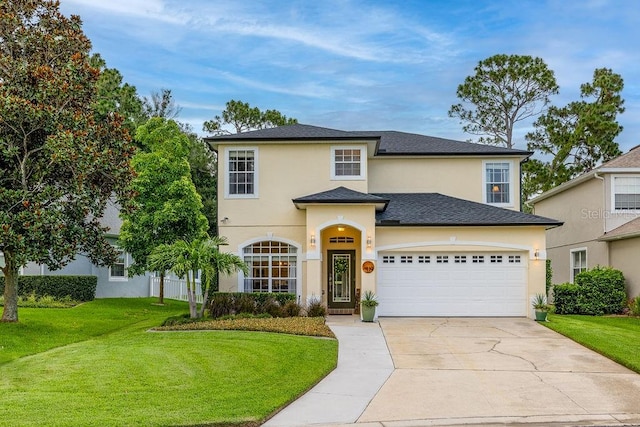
[{"xmin": 328, "ymin": 308, "xmax": 355, "ymax": 315}]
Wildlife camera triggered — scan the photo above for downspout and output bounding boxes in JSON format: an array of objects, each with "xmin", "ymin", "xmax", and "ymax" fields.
[{"xmin": 594, "ymin": 172, "xmax": 609, "ymax": 265}]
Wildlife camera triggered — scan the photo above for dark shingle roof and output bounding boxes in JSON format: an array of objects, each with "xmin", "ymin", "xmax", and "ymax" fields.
[
  {"xmin": 364, "ymin": 131, "xmax": 530, "ymax": 156},
  {"xmin": 293, "ymin": 187, "xmax": 389, "ymax": 210},
  {"xmin": 205, "ymin": 124, "xmax": 366, "ymax": 141},
  {"xmin": 206, "ymin": 124, "xmax": 531, "ymax": 157},
  {"xmin": 373, "ymin": 193, "xmax": 561, "ymax": 226}
]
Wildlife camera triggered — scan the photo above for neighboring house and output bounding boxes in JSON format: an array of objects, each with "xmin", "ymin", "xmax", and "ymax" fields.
[
  {"xmin": 530, "ymin": 145, "xmax": 640, "ymax": 298},
  {"xmin": 206, "ymin": 124, "xmax": 560, "ymax": 318},
  {"xmin": 19, "ymin": 202, "xmax": 152, "ymax": 298}
]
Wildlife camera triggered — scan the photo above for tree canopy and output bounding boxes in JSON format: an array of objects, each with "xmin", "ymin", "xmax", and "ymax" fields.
[
  {"xmin": 449, "ymin": 54, "xmax": 559, "ymax": 148},
  {"xmin": 119, "ymin": 118, "xmax": 208, "ymax": 284},
  {"xmin": 523, "ymin": 68, "xmax": 624, "ymax": 199},
  {"xmin": 0, "ymin": 0, "xmax": 136, "ymax": 322},
  {"xmin": 203, "ymin": 99, "xmax": 297, "ymax": 135}
]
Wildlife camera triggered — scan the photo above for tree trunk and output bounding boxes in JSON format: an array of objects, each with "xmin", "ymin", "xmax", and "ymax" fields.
[
  {"xmin": 1, "ymin": 252, "xmax": 19, "ymax": 323},
  {"xmin": 187, "ymin": 275, "xmax": 197, "ymax": 318},
  {"xmin": 158, "ymin": 272, "xmax": 165, "ymax": 305}
]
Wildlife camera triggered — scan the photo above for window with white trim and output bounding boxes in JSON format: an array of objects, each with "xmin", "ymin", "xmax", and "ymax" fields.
[
  {"xmin": 571, "ymin": 249, "xmax": 587, "ymax": 282},
  {"xmin": 243, "ymin": 241, "xmax": 297, "ymax": 293},
  {"xmin": 227, "ymin": 148, "xmax": 257, "ymax": 197},
  {"xmin": 400, "ymin": 255, "xmax": 413, "ymax": 263},
  {"xmin": 485, "ymin": 162, "xmax": 511, "ymax": 205},
  {"xmin": 109, "ymin": 249, "xmax": 127, "ymax": 280},
  {"xmin": 382, "ymin": 255, "xmax": 395, "ymax": 264},
  {"xmin": 490, "ymin": 255, "xmax": 503, "ymax": 263},
  {"xmin": 472, "ymin": 255, "xmax": 485, "ymax": 263},
  {"xmin": 508, "ymin": 255, "xmax": 522, "ymax": 263},
  {"xmin": 331, "ymin": 147, "xmax": 365, "ymax": 179},
  {"xmin": 454, "ymin": 255, "xmax": 467, "ymax": 263},
  {"xmin": 436, "ymin": 255, "xmax": 449, "ymax": 264},
  {"xmin": 613, "ymin": 176, "xmax": 640, "ymax": 211},
  {"xmin": 418, "ymin": 255, "xmax": 430, "ymax": 263}
]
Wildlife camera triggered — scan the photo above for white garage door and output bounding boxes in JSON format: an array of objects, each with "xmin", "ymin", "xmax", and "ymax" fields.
[{"xmin": 376, "ymin": 252, "xmax": 527, "ymax": 316}]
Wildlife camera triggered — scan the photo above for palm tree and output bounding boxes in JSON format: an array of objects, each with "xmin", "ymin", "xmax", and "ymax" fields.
[{"xmin": 149, "ymin": 236, "xmax": 247, "ymax": 318}]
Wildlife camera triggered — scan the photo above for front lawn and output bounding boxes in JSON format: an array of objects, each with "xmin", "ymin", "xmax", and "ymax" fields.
[
  {"xmin": 0, "ymin": 299, "xmax": 338, "ymax": 426},
  {"xmin": 543, "ymin": 314, "xmax": 640, "ymax": 373}
]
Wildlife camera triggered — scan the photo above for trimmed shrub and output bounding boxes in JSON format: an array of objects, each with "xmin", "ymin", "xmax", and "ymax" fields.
[
  {"xmin": 629, "ymin": 296, "xmax": 640, "ymax": 316},
  {"xmin": 553, "ymin": 283, "xmax": 580, "ymax": 314},
  {"xmin": 0, "ymin": 275, "xmax": 97, "ymax": 301},
  {"xmin": 282, "ymin": 300, "xmax": 303, "ymax": 317},
  {"xmin": 207, "ymin": 292, "xmax": 297, "ymax": 318},
  {"xmin": 235, "ymin": 293, "xmax": 257, "ymax": 314},
  {"xmin": 553, "ymin": 267, "xmax": 627, "ymax": 315},
  {"xmin": 305, "ymin": 297, "xmax": 327, "ymax": 318},
  {"xmin": 260, "ymin": 297, "xmax": 282, "ymax": 318},
  {"xmin": 209, "ymin": 293, "xmax": 235, "ymax": 318},
  {"xmin": 575, "ymin": 267, "xmax": 626, "ymax": 315}
]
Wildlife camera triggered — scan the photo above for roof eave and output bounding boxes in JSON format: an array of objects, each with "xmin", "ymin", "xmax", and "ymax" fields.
[
  {"xmin": 375, "ymin": 221, "xmax": 563, "ymax": 227},
  {"xmin": 598, "ymin": 231, "xmax": 640, "ymax": 242},
  {"xmin": 293, "ymin": 201, "xmax": 389, "ymax": 211}
]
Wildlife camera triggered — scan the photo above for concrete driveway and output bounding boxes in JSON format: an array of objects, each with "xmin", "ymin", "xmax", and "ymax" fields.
[{"xmin": 360, "ymin": 317, "xmax": 640, "ymax": 426}]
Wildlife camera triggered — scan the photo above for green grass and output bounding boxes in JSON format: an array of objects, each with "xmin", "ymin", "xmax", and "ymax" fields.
[
  {"xmin": 0, "ymin": 299, "xmax": 338, "ymax": 426},
  {"xmin": 543, "ymin": 314, "xmax": 640, "ymax": 373}
]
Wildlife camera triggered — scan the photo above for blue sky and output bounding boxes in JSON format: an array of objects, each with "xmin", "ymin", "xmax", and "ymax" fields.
[{"xmin": 60, "ymin": 0, "xmax": 639, "ymax": 152}]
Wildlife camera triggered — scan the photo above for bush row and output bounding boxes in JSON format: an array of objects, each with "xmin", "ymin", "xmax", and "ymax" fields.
[
  {"xmin": 553, "ymin": 267, "xmax": 626, "ymax": 315},
  {"xmin": 208, "ymin": 292, "xmax": 326, "ymax": 318},
  {"xmin": 0, "ymin": 276, "xmax": 97, "ymax": 302}
]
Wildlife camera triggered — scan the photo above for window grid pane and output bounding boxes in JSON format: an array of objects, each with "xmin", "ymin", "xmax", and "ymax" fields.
[
  {"xmin": 486, "ymin": 162, "xmax": 510, "ymax": 204},
  {"xmin": 229, "ymin": 150, "xmax": 255, "ymax": 195},
  {"xmin": 614, "ymin": 177, "xmax": 640, "ymax": 210},
  {"xmin": 243, "ymin": 241, "xmax": 297, "ymax": 293},
  {"xmin": 334, "ymin": 148, "xmax": 362, "ymax": 177}
]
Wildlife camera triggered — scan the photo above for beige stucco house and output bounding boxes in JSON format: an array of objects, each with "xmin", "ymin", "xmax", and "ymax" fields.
[
  {"xmin": 530, "ymin": 145, "xmax": 640, "ymax": 298},
  {"xmin": 207, "ymin": 124, "xmax": 560, "ymax": 318}
]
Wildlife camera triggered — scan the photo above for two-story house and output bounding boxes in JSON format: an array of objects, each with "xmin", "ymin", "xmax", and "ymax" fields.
[
  {"xmin": 530, "ymin": 145, "xmax": 640, "ymax": 298},
  {"xmin": 207, "ymin": 124, "xmax": 560, "ymax": 318}
]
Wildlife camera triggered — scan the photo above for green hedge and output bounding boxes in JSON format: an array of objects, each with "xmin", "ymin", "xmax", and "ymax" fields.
[
  {"xmin": 208, "ymin": 292, "xmax": 297, "ymax": 318},
  {"xmin": 553, "ymin": 283, "xmax": 581, "ymax": 314},
  {"xmin": 0, "ymin": 276, "xmax": 97, "ymax": 301},
  {"xmin": 553, "ymin": 266, "xmax": 627, "ymax": 315}
]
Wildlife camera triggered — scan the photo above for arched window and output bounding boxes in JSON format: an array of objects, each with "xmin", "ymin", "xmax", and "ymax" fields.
[{"xmin": 243, "ymin": 241, "xmax": 297, "ymax": 293}]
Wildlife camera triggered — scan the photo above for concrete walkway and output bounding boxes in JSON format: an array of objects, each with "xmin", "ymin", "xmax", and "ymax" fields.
[{"xmin": 263, "ymin": 315, "xmax": 394, "ymax": 427}]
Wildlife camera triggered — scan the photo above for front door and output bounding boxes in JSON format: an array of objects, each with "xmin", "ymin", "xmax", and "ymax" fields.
[{"xmin": 328, "ymin": 250, "xmax": 356, "ymax": 309}]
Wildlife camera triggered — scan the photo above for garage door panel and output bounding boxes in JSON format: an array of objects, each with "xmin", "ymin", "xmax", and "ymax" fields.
[{"xmin": 377, "ymin": 252, "xmax": 527, "ymax": 317}]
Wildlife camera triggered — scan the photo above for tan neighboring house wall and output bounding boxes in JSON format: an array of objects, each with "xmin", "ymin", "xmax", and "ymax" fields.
[
  {"xmin": 609, "ymin": 238, "xmax": 640, "ymax": 297},
  {"xmin": 531, "ymin": 145, "xmax": 640, "ymax": 298}
]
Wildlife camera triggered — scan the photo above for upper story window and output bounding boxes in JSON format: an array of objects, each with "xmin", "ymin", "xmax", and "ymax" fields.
[
  {"xmin": 484, "ymin": 161, "xmax": 511, "ymax": 205},
  {"xmin": 331, "ymin": 146, "xmax": 365, "ymax": 180},
  {"xmin": 613, "ymin": 176, "xmax": 640, "ymax": 211},
  {"xmin": 226, "ymin": 148, "xmax": 258, "ymax": 198}
]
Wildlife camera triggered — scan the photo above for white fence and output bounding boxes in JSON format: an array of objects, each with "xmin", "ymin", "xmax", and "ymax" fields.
[{"xmin": 149, "ymin": 276, "xmax": 204, "ymax": 303}]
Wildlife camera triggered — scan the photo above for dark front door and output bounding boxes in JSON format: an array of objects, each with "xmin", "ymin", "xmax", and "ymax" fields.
[{"xmin": 328, "ymin": 250, "xmax": 356, "ymax": 309}]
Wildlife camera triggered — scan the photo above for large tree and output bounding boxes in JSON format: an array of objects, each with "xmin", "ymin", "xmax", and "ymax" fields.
[
  {"xmin": 90, "ymin": 53, "xmax": 146, "ymax": 135},
  {"xmin": 0, "ymin": 0, "xmax": 135, "ymax": 322},
  {"xmin": 203, "ymin": 99, "xmax": 297, "ymax": 135},
  {"xmin": 523, "ymin": 68, "xmax": 624, "ymax": 199},
  {"xmin": 119, "ymin": 118, "xmax": 208, "ymax": 304},
  {"xmin": 449, "ymin": 54, "xmax": 559, "ymax": 148}
]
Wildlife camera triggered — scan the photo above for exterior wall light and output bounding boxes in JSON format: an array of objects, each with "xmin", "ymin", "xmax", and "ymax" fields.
[
  {"xmin": 534, "ymin": 249, "xmax": 540, "ymax": 260},
  {"xmin": 366, "ymin": 236, "xmax": 372, "ymax": 249},
  {"xmin": 310, "ymin": 235, "xmax": 316, "ymax": 247}
]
